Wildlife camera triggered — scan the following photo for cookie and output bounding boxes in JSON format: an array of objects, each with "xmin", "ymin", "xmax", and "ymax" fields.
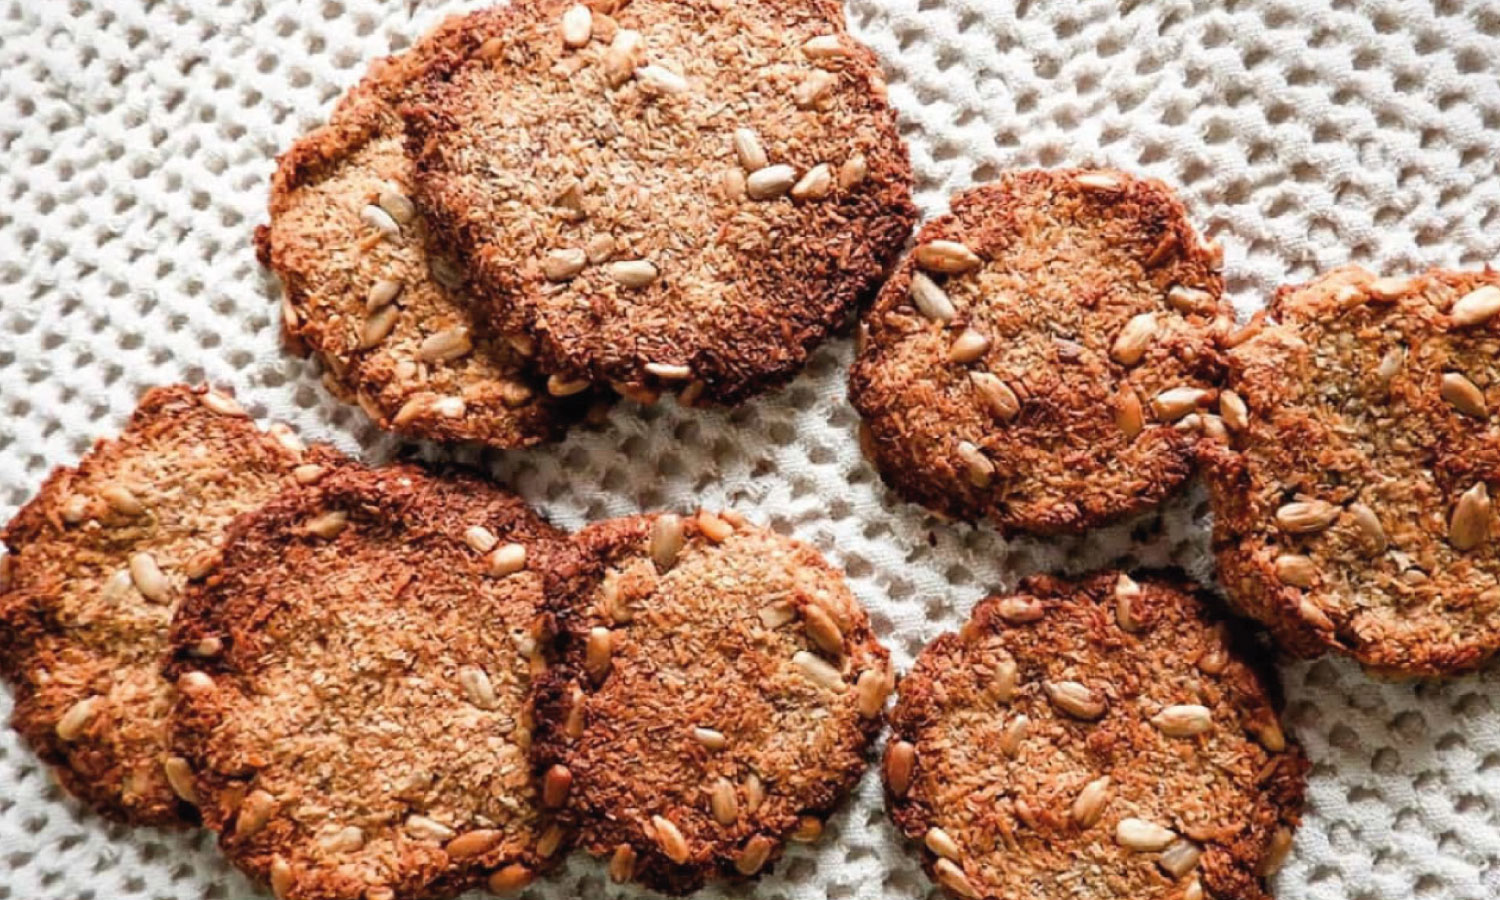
[
  {"xmin": 885, "ymin": 573, "xmax": 1307, "ymax": 900},
  {"xmin": 1200, "ymin": 265, "xmax": 1500, "ymax": 676},
  {"xmin": 166, "ymin": 463, "xmax": 575, "ymax": 900},
  {"xmin": 849, "ymin": 169, "xmax": 1231, "ymax": 533},
  {"xmin": 0, "ymin": 385, "xmax": 331, "ymax": 825},
  {"xmin": 531, "ymin": 511, "xmax": 891, "ymax": 893},
  {"xmin": 257, "ymin": 20, "xmax": 580, "ymax": 448},
  {"xmin": 402, "ymin": 0, "xmax": 916, "ymax": 405}
]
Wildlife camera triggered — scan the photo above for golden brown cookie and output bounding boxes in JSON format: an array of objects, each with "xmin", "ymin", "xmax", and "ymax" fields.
[
  {"xmin": 1200, "ymin": 265, "xmax": 1500, "ymax": 676},
  {"xmin": 0, "ymin": 385, "xmax": 333, "ymax": 825},
  {"xmin": 850, "ymin": 169, "xmax": 1231, "ymax": 534},
  {"xmin": 167, "ymin": 463, "xmax": 576, "ymax": 900},
  {"xmin": 402, "ymin": 0, "xmax": 916, "ymax": 405},
  {"xmin": 257, "ymin": 20, "xmax": 581, "ymax": 447},
  {"xmin": 531, "ymin": 512, "xmax": 891, "ymax": 893},
  {"xmin": 886, "ymin": 573, "xmax": 1307, "ymax": 900}
]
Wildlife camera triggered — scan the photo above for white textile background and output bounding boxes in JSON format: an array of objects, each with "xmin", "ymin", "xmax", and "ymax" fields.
[{"xmin": 2, "ymin": 0, "xmax": 1500, "ymax": 898}]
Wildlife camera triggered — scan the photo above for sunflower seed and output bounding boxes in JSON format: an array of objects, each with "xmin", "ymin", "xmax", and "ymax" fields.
[
  {"xmin": 1451, "ymin": 284, "xmax": 1500, "ymax": 326},
  {"xmin": 1450, "ymin": 482, "xmax": 1491, "ymax": 551},
  {"xmin": 542, "ymin": 764, "xmax": 572, "ymax": 808},
  {"xmin": 288, "ymin": 464, "xmax": 322, "ymax": 486},
  {"xmin": 59, "ymin": 493, "xmax": 89, "ymax": 524},
  {"xmin": 458, "ymin": 666, "xmax": 498, "ymax": 709},
  {"xmin": 361, "ymin": 204, "xmax": 400, "ymax": 239},
  {"xmin": 709, "ymin": 777, "xmax": 739, "ymax": 825},
  {"xmin": 934, "ymin": 859, "xmax": 978, "ymax": 899},
  {"xmin": 1116, "ymin": 386, "xmax": 1145, "ymax": 437},
  {"xmin": 1152, "ymin": 386, "xmax": 1212, "ymax": 421},
  {"xmin": 652, "ymin": 815, "xmax": 690, "ymax": 863},
  {"xmin": 793, "ymin": 70, "xmax": 837, "ymax": 108},
  {"xmin": 1117, "ymin": 817, "xmax": 1176, "ymax": 851},
  {"xmin": 434, "ymin": 395, "xmax": 467, "ymax": 419},
  {"xmin": 802, "ymin": 603, "xmax": 844, "ymax": 657},
  {"xmin": 1372, "ymin": 345, "xmax": 1406, "ymax": 386},
  {"xmin": 1254, "ymin": 718, "xmax": 1288, "ymax": 753},
  {"xmin": 160, "ymin": 755, "xmax": 197, "ymax": 803},
  {"xmin": 732, "ymin": 128, "xmax": 769, "ymax": 171},
  {"xmin": 907, "ymin": 272, "xmax": 956, "ymax": 322},
  {"xmin": 650, "ymin": 514, "xmax": 685, "ymax": 569},
  {"xmin": 791, "ymin": 164, "xmax": 834, "ymax": 200},
  {"xmin": 236, "ymin": 790, "xmax": 275, "ymax": 837},
  {"xmin": 1257, "ymin": 826, "xmax": 1294, "ymax": 876},
  {"xmin": 489, "ymin": 543, "xmax": 527, "ymax": 577},
  {"xmin": 608, "ymin": 259, "xmax": 659, "ymax": 288},
  {"xmin": 543, "ymin": 248, "xmax": 588, "ymax": 282},
  {"xmin": 736, "ymin": 835, "xmax": 773, "ymax": 875},
  {"xmin": 462, "ymin": 526, "xmax": 498, "ymax": 555},
  {"xmin": 949, "ymin": 329, "xmax": 990, "ymax": 364},
  {"xmin": 1046, "ymin": 681, "xmax": 1106, "ymax": 720},
  {"xmin": 603, "ymin": 31, "xmax": 644, "ymax": 86},
  {"xmin": 100, "ymin": 483, "xmax": 145, "ymax": 516},
  {"xmin": 361, "ymin": 305, "xmax": 399, "ymax": 348},
  {"xmin": 1110, "ymin": 312, "xmax": 1158, "ymax": 365},
  {"xmin": 178, "ymin": 670, "xmax": 214, "ymax": 695},
  {"xmin": 55, "ymin": 695, "xmax": 101, "ymax": 741},
  {"xmin": 1219, "ymin": 389, "xmax": 1249, "ymax": 431},
  {"xmin": 560, "ymin": 3, "xmax": 593, "ymax": 47},
  {"xmin": 322, "ymin": 826, "xmax": 365, "ymax": 853},
  {"xmin": 270, "ymin": 858, "xmax": 294, "ymax": 899},
  {"xmin": 1363, "ymin": 275, "xmax": 1411, "ymax": 301},
  {"xmin": 537, "ymin": 825, "xmax": 564, "ymax": 858},
  {"xmin": 584, "ymin": 234, "xmax": 616, "ymax": 264},
  {"xmin": 547, "ymin": 374, "xmax": 591, "ymax": 397},
  {"xmin": 406, "ymin": 814, "xmax": 456, "ymax": 842},
  {"xmin": 915, "ymin": 240, "xmax": 982, "ymax": 274},
  {"xmin": 791, "ymin": 816, "xmax": 823, "ymax": 842},
  {"xmin": 636, "ymin": 64, "xmax": 688, "ymax": 95},
  {"xmin": 1441, "ymin": 372, "xmax": 1487, "ymax": 418},
  {"xmin": 695, "ymin": 511, "xmax": 734, "ymax": 542},
  {"xmin": 305, "ymin": 510, "xmax": 348, "ymax": 539},
  {"xmin": 692, "ymin": 726, "xmax": 728, "ymax": 751},
  {"xmin": 992, "ymin": 657, "xmax": 1018, "ymax": 702},
  {"xmin": 608, "ymin": 844, "xmax": 637, "ymax": 883},
  {"xmin": 489, "ymin": 863, "xmax": 534, "ymax": 892},
  {"xmin": 1275, "ymin": 500, "xmax": 1340, "ymax": 534},
  {"xmin": 969, "ymin": 372, "xmax": 1019, "ymax": 421},
  {"xmin": 951, "ymin": 440, "xmax": 994, "ymax": 488},
  {"xmin": 1075, "ymin": 171, "xmax": 1122, "ymax": 191},
  {"xmin": 802, "ymin": 34, "xmax": 849, "ymax": 58},
  {"xmin": 744, "ymin": 772, "xmax": 766, "ymax": 813},
  {"xmin": 199, "ymin": 388, "xmax": 249, "ymax": 418},
  {"xmin": 839, "ymin": 154, "xmax": 868, "ymax": 189},
  {"xmin": 746, "ymin": 164, "xmax": 798, "ymax": 200},
  {"xmin": 267, "ymin": 422, "xmax": 305, "ymax": 456},
  {"xmin": 1152, "ymin": 704, "xmax": 1213, "ymax": 737},
  {"xmin": 793, "ymin": 650, "xmax": 845, "ymax": 691},
  {"xmin": 1347, "ymin": 503, "xmax": 1386, "ymax": 554},
  {"xmin": 855, "ymin": 669, "xmax": 889, "ymax": 718},
  {"xmin": 1071, "ymin": 776, "xmax": 1112, "ymax": 827},
  {"xmin": 995, "ymin": 597, "xmax": 1043, "ymax": 624},
  {"xmin": 1167, "ymin": 285, "xmax": 1215, "ymax": 315},
  {"xmin": 886, "ymin": 740, "xmax": 916, "ymax": 796},
  {"xmin": 1113, "ymin": 574, "xmax": 1144, "ymax": 632},
  {"xmin": 128, "ymin": 552, "xmax": 171, "ymax": 603},
  {"xmin": 998, "ymin": 714, "xmax": 1029, "ymax": 756},
  {"xmin": 585, "ymin": 627, "xmax": 613, "ymax": 683},
  {"xmin": 441, "ymin": 829, "xmax": 501, "ymax": 860},
  {"xmin": 1275, "ymin": 554, "xmax": 1318, "ymax": 588},
  {"xmin": 923, "ymin": 826, "xmax": 961, "ymax": 860},
  {"xmin": 1160, "ymin": 839, "xmax": 1203, "ymax": 877},
  {"xmin": 188, "ymin": 636, "xmax": 223, "ymax": 657}
]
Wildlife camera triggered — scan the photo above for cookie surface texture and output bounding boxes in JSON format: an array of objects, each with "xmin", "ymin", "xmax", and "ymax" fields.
[
  {"xmin": 1201, "ymin": 265, "xmax": 1500, "ymax": 675},
  {"xmin": 850, "ymin": 168, "xmax": 1229, "ymax": 533},
  {"xmin": 531, "ymin": 512, "xmax": 891, "ymax": 893},
  {"xmin": 0, "ymin": 385, "xmax": 329, "ymax": 825},
  {"xmin": 167, "ymin": 463, "xmax": 573, "ymax": 900},
  {"xmin": 403, "ymin": 0, "xmax": 917, "ymax": 404},
  {"xmin": 885, "ymin": 573, "xmax": 1308, "ymax": 900}
]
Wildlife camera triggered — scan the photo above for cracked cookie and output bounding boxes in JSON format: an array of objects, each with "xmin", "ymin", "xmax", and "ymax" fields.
[
  {"xmin": 402, "ymin": 0, "xmax": 916, "ymax": 405},
  {"xmin": 531, "ymin": 511, "xmax": 891, "ymax": 893},
  {"xmin": 167, "ymin": 463, "xmax": 576, "ymax": 900},
  {"xmin": 850, "ymin": 169, "xmax": 1231, "ymax": 534},
  {"xmin": 885, "ymin": 573, "xmax": 1307, "ymax": 900},
  {"xmin": 0, "ymin": 385, "xmax": 333, "ymax": 825},
  {"xmin": 1200, "ymin": 265, "xmax": 1500, "ymax": 676}
]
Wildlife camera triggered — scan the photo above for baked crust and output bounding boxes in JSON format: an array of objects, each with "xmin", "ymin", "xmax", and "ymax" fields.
[
  {"xmin": 0, "ymin": 384, "xmax": 332, "ymax": 825},
  {"xmin": 402, "ymin": 0, "xmax": 916, "ymax": 405},
  {"xmin": 850, "ymin": 169, "xmax": 1230, "ymax": 534},
  {"xmin": 885, "ymin": 573, "xmax": 1307, "ymax": 900},
  {"xmin": 1200, "ymin": 265, "xmax": 1500, "ymax": 675},
  {"xmin": 167, "ymin": 463, "xmax": 576, "ymax": 900},
  {"xmin": 531, "ymin": 512, "xmax": 891, "ymax": 893},
  {"xmin": 256, "ymin": 18, "xmax": 579, "ymax": 447}
]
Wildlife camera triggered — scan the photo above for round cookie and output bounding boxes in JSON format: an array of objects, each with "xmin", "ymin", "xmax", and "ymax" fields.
[
  {"xmin": 1200, "ymin": 265, "xmax": 1500, "ymax": 676},
  {"xmin": 531, "ymin": 511, "xmax": 891, "ymax": 893},
  {"xmin": 849, "ymin": 169, "xmax": 1231, "ymax": 533},
  {"xmin": 0, "ymin": 384, "xmax": 331, "ymax": 825},
  {"xmin": 257, "ymin": 21, "xmax": 579, "ymax": 448},
  {"xmin": 402, "ymin": 0, "xmax": 916, "ymax": 405},
  {"xmin": 885, "ymin": 573, "xmax": 1307, "ymax": 900},
  {"xmin": 167, "ymin": 464, "xmax": 574, "ymax": 900}
]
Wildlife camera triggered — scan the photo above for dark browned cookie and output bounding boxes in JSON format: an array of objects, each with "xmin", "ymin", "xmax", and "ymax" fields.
[
  {"xmin": 402, "ymin": 0, "xmax": 916, "ymax": 405},
  {"xmin": 1200, "ymin": 265, "xmax": 1500, "ymax": 676},
  {"xmin": 886, "ymin": 573, "xmax": 1307, "ymax": 900},
  {"xmin": 257, "ymin": 19, "xmax": 579, "ymax": 447},
  {"xmin": 0, "ymin": 385, "xmax": 332, "ymax": 825},
  {"xmin": 166, "ymin": 463, "xmax": 579, "ymax": 900},
  {"xmin": 850, "ymin": 169, "xmax": 1231, "ymax": 534},
  {"xmin": 531, "ymin": 511, "xmax": 891, "ymax": 893}
]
